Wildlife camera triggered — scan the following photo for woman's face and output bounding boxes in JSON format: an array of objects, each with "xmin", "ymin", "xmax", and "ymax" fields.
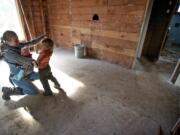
[{"xmin": 8, "ymin": 36, "xmax": 19, "ymax": 47}]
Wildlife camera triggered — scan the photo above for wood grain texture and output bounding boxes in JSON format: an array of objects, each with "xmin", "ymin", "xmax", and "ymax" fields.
[
  {"xmin": 19, "ymin": 0, "xmax": 45, "ymax": 37},
  {"xmin": 46, "ymin": 0, "xmax": 148, "ymax": 68}
]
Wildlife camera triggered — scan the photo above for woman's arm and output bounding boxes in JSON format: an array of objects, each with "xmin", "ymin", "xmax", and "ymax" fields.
[
  {"xmin": 19, "ymin": 35, "xmax": 45, "ymax": 48},
  {"xmin": 4, "ymin": 49, "xmax": 34, "ymax": 67}
]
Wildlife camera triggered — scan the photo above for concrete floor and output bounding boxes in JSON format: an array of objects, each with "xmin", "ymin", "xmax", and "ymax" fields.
[{"xmin": 0, "ymin": 48, "xmax": 179, "ymax": 135}]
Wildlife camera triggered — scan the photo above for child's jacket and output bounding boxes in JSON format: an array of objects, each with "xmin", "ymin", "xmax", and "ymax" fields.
[{"xmin": 37, "ymin": 48, "xmax": 53, "ymax": 69}]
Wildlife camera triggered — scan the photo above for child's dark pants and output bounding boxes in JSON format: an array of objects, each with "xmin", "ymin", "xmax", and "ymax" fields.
[{"xmin": 39, "ymin": 65, "xmax": 60, "ymax": 94}]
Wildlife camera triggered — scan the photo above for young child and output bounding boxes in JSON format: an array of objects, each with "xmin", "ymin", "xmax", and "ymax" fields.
[{"xmin": 37, "ymin": 38, "xmax": 65, "ymax": 96}]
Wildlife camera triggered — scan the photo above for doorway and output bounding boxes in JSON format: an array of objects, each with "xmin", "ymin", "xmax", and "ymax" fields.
[
  {"xmin": 160, "ymin": 3, "xmax": 180, "ymax": 63},
  {"xmin": 0, "ymin": 0, "xmax": 25, "ymax": 40},
  {"xmin": 136, "ymin": 0, "xmax": 179, "ymax": 61}
]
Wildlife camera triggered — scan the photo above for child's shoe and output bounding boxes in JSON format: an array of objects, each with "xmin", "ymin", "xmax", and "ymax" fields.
[
  {"xmin": 54, "ymin": 84, "xmax": 61, "ymax": 89},
  {"xmin": 43, "ymin": 91, "xmax": 53, "ymax": 96}
]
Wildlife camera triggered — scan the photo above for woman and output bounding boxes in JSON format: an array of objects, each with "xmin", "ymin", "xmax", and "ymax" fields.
[{"xmin": 1, "ymin": 30, "xmax": 45, "ymax": 101}]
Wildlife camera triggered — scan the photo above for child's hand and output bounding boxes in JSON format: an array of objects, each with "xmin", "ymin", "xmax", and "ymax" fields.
[{"xmin": 32, "ymin": 61, "xmax": 38, "ymax": 68}]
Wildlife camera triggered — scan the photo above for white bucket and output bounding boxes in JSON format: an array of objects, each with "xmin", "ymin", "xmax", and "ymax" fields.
[{"xmin": 74, "ymin": 44, "xmax": 85, "ymax": 58}]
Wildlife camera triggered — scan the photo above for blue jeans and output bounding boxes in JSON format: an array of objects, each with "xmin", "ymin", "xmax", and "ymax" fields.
[{"xmin": 12, "ymin": 71, "xmax": 40, "ymax": 95}]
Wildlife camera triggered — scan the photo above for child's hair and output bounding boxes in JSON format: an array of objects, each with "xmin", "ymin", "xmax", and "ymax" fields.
[
  {"xmin": 42, "ymin": 38, "xmax": 54, "ymax": 48},
  {"xmin": 1, "ymin": 30, "xmax": 18, "ymax": 43}
]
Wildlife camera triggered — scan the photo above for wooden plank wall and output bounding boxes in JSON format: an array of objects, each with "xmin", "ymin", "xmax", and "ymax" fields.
[
  {"xmin": 20, "ymin": 0, "xmax": 45, "ymax": 38},
  {"xmin": 46, "ymin": 0, "xmax": 71, "ymax": 47},
  {"xmin": 46, "ymin": 0, "xmax": 148, "ymax": 68},
  {"xmin": 31, "ymin": 0, "xmax": 45, "ymax": 35}
]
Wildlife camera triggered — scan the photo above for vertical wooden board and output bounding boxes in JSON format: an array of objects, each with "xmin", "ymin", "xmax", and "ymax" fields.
[
  {"xmin": 108, "ymin": 0, "xmax": 147, "ymax": 6},
  {"xmin": 71, "ymin": 0, "xmax": 108, "ymax": 7},
  {"xmin": 92, "ymin": 35, "xmax": 137, "ymax": 50},
  {"xmin": 72, "ymin": 6, "xmax": 108, "ymax": 15},
  {"xmin": 101, "ymin": 50, "xmax": 134, "ymax": 68},
  {"xmin": 107, "ymin": 5, "xmax": 145, "ymax": 15}
]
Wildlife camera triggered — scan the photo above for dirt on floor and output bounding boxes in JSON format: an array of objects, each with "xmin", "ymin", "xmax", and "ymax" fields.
[{"xmin": 0, "ymin": 49, "xmax": 179, "ymax": 135}]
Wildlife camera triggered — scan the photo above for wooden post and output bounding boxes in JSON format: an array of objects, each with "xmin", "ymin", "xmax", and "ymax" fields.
[
  {"xmin": 170, "ymin": 59, "xmax": 180, "ymax": 84},
  {"xmin": 170, "ymin": 118, "xmax": 180, "ymax": 135},
  {"xmin": 17, "ymin": 0, "xmax": 34, "ymax": 39}
]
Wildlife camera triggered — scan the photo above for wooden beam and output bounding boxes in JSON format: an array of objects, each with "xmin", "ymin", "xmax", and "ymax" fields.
[{"xmin": 170, "ymin": 59, "xmax": 180, "ymax": 84}]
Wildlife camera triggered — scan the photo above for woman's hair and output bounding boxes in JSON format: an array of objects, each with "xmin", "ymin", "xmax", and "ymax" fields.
[
  {"xmin": 1, "ymin": 30, "xmax": 18, "ymax": 43},
  {"xmin": 42, "ymin": 38, "xmax": 54, "ymax": 48}
]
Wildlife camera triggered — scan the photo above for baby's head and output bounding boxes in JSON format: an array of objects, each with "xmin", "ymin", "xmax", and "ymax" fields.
[
  {"xmin": 41, "ymin": 38, "xmax": 54, "ymax": 50},
  {"xmin": 2, "ymin": 30, "xmax": 19, "ymax": 47}
]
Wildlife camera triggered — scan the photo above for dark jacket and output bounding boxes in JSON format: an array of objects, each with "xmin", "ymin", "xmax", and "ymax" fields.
[{"xmin": 2, "ymin": 35, "xmax": 44, "ymax": 77}]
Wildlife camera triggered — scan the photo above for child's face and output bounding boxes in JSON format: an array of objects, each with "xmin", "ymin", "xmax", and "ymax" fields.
[
  {"xmin": 41, "ymin": 43, "xmax": 50, "ymax": 50},
  {"xmin": 8, "ymin": 36, "xmax": 19, "ymax": 47}
]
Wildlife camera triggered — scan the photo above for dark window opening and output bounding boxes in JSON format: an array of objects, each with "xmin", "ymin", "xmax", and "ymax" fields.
[{"xmin": 92, "ymin": 14, "xmax": 99, "ymax": 21}]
